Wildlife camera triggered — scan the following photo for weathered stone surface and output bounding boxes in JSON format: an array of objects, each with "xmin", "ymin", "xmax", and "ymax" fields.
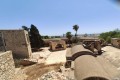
[
  {"xmin": 0, "ymin": 30, "xmax": 32, "ymax": 59},
  {"xmin": 39, "ymin": 70, "xmax": 70, "ymax": 80},
  {"xmin": 49, "ymin": 40, "xmax": 66, "ymax": 51},
  {"xmin": 111, "ymin": 38, "xmax": 120, "ymax": 48},
  {"xmin": 0, "ymin": 51, "xmax": 15, "ymax": 80}
]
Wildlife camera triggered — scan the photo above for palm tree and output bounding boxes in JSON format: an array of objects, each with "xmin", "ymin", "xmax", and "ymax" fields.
[
  {"xmin": 73, "ymin": 25, "xmax": 79, "ymax": 43},
  {"xmin": 73, "ymin": 25, "xmax": 79, "ymax": 37}
]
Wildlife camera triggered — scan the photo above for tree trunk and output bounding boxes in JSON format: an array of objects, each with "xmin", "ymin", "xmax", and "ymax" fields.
[{"xmin": 76, "ymin": 31, "xmax": 78, "ymax": 43}]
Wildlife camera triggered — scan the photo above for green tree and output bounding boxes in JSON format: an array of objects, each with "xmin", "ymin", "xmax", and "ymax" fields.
[
  {"xmin": 30, "ymin": 24, "xmax": 44, "ymax": 48},
  {"xmin": 106, "ymin": 36, "xmax": 111, "ymax": 43},
  {"xmin": 66, "ymin": 32, "xmax": 72, "ymax": 44},
  {"xmin": 73, "ymin": 25, "xmax": 79, "ymax": 37},
  {"xmin": 22, "ymin": 26, "xmax": 29, "ymax": 32},
  {"xmin": 44, "ymin": 35, "xmax": 49, "ymax": 39},
  {"xmin": 84, "ymin": 33, "xmax": 88, "ymax": 37},
  {"xmin": 73, "ymin": 25, "xmax": 79, "ymax": 43},
  {"xmin": 99, "ymin": 28, "xmax": 120, "ymax": 43}
]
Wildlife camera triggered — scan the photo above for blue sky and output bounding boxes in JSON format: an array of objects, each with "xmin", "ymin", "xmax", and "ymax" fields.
[{"xmin": 0, "ymin": 0, "xmax": 120, "ymax": 36}]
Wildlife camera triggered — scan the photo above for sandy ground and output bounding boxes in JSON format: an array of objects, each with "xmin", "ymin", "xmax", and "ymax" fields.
[
  {"xmin": 31, "ymin": 47, "xmax": 51, "ymax": 63},
  {"xmin": 45, "ymin": 50, "xmax": 66, "ymax": 64},
  {"xmin": 32, "ymin": 47, "xmax": 51, "ymax": 58},
  {"xmin": 31, "ymin": 47, "xmax": 66, "ymax": 65}
]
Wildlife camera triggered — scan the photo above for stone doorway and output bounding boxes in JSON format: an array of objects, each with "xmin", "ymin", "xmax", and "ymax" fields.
[{"xmin": 55, "ymin": 44, "xmax": 64, "ymax": 49}]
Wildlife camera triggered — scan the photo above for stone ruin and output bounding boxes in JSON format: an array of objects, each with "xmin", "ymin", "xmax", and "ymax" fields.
[
  {"xmin": 49, "ymin": 40, "xmax": 66, "ymax": 51},
  {"xmin": 0, "ymin": 30, "xmax": 32, "ymax": 59},
  {"xmin": 66, "ymin": 45, "xmax": 119, "ymax": 80},
  {"xmin": 111, "ymin": 38, "xmax": 120, "ymax": 48},
  {"xmin": 0, "ymin": 51, "xmax": 15, "ymax": 80},
  {"xmin": 82, "ymin": 40, "xmax": 102, "ymax": 55}
]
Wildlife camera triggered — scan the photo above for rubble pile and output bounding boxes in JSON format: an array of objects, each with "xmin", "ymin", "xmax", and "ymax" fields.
[{"xmin": 39, "ymin": 70, "xmax": 69, "ymax": 80}]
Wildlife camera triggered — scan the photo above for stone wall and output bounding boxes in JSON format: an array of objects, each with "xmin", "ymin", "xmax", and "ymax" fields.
[
  {"xmin": 0, "ymin": 51, "xmax": 15, "ymax": 80},
  {"xmin": 0, "ymin": 30, "xmax": 32, "ymax": 58},
  {"xmin": 111, "ymin": 38, "xmax": 120, "ymax": 48}
]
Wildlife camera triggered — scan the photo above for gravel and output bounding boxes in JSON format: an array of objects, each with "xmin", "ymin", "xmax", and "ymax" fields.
[{"xmin": 39, "ymin": 70, "xmax": 70, "ymax": 80}]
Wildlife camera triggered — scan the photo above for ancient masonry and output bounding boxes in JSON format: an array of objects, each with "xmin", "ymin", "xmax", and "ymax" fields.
[
  {"xmin": 0, "ymin": 30, "xmax": 32, "ymax": 58},
  {"xmin": 66, "ymin": 45, "xmax": 119, "ymax": 80},
  {"xmin": 111, "ymin": 38, "xmax": 120, "ymax": 48},
  {"xmin": 0, "ymin": 51, "xmax": 15, "ymax": 80},
  {"xmin": 49, "ymin": 40, "xmax": 66, "ymax": 51}
]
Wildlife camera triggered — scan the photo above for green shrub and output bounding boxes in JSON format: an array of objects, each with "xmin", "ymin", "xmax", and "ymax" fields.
[{"xmin": 99, "ymin": 29, "xmax": 120, "ymax": 43}]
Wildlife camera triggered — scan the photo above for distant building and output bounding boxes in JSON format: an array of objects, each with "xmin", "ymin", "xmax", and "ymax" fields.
[
  {"xmin": 0, "ymin": 30, "xmax": 32, "ymax": 58},
  {"xmin": 77, "ymin": 33, "xmax": 100, "ymax": 37}
]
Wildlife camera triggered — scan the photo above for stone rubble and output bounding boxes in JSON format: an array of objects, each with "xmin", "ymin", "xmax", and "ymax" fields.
[{"xmin": 39, "ymin": 70, "xmax": 71, "ymax": 80}]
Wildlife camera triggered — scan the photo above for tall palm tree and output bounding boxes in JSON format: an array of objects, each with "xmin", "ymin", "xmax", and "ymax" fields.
[{"xmin": 73, "ymin": 25, "xmax": 79, "ymax": 37}]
